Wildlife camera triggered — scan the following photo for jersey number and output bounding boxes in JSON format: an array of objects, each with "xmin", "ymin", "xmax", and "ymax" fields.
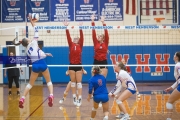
[
  {"xmin": 98, "ymin": 79, "xmax": 102, "ymax": 86},
  {"xmin": 28, "ymin": 47, "xmax": 33, "ymax": 55}
]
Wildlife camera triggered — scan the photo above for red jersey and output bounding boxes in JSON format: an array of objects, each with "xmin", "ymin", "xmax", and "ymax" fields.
[
  {"xmin": 126, "ymin": 66, "xmax": 131, "ymax": 74},
  {"xmin": 66, "ymin": 29, "xmax": 84, "ymax": 64},
  {"xmin": 92, "ymin": 22, "xmax": 109, "ymax": 61}
]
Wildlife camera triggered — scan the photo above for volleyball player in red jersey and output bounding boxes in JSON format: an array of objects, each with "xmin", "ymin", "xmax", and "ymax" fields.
[
  {"xmin": 91, "ymin": 14, "xmax": 109, "ymax": 78},
  {"xmin": 63, "ymin": 21, "xmax": 84, "ymax": 107}
]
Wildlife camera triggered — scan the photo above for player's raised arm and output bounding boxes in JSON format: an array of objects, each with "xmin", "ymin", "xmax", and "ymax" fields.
[
  {"xmin": 63, "ymin": 21, "xmax": 72, "ymax": 46},
  {"xmin": 91, "ymin": 14, "xmax": 98, "ymax": 45},
  {"xmin": 100, "ymin": 16, "xmax": 109, "ymax": 46},
  {"xmin": 29, "ymin": 13, "xmax": 35, "ymax": 27},
  {"xmin": 78, "ymin": 22, "xmax": 84, "ymax": 48}
]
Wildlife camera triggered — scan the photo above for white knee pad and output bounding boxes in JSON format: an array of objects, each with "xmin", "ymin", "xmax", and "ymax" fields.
[
  {"xmin": 71, "ymin": 82, "xmax": 76, "ymax": 88},
  {"xmin": 166, "ymin": 102, "xmax": 173, "ymax": 109},
  {"xmin": 26, "ymin": 84, "xmax": 32, "ymax": 90},
  {"xmin": 77, "ymin": 83, "xmax": 82, "ymax": 89},
  {"xmin": 92, "ymin": 107, "xmax": 97, "ymax": 111},
  {"xmin": 47, "ymin": 82, "xmax": 52, "ymax": 86},
  {"xmin": 116, "ymin": 100, "xmax": 122, "ymax": 105}
]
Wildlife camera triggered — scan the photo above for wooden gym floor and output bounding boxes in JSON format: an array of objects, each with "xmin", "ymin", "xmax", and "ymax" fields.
[{"xmin": 0, "ymin": 83, "xmax": 180, "ymax": 120}]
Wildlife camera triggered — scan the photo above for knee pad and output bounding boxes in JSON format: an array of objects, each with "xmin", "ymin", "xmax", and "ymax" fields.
[
  {"xmin": 116, "ymin": 100, "xmax": 122, "ymax": 105},
  {"xmin": 166, "ymin": 102, "xmax": 173, "ymax": 109},
  {"xmin": 92, "ymin": 107, "xmax": 97, "ymax": 111},
  {"xmin": 77, "ymin": 83, "xmax": 82, "ymax": 89},
  {"xmin": 47, "ymin": 82, "xmax": 52, "ymax": 86},
  {"xmin": 26, "ymin": 84, "xmax": 32, "ymax": 90},
  {"xmin": 71, "ymin": 82, "xmax": 76, "ymax": 88}
]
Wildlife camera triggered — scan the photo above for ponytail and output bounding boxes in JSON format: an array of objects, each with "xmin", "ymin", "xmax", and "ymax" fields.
[
  {"xmin": 12, "ymin": 37, "xmax": 28, "ymax": 47},
  {"xmin": 12, "ymin": 37, "xmax": 21, "ymax": 46},
  {"xmin": 92, "ymin": 66, "xmax": 101, "ymax": 75},
  {"xmin": 117, "ymin": 62, "xmax": 127, "ymax": 71}
]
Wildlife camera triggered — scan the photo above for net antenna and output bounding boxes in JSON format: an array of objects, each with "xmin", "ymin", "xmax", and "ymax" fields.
[{"xmin": 150, "ymin": 9, "xmax": 166, "ymax": 25}]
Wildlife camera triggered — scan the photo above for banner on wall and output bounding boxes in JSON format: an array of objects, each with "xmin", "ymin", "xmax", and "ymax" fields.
[
  {"xmin": 2, "ymin": 0, "xmax": 25, "ymax": 22},
  {"xmin": 75, "ymin": 0, "xmax": 98, "ymax": 21},
  {"xmin": 100, "ymin": 0, "xmax": 123, "ymax": 21},
  {"xmin": 27, "ymin": 0, "xmax": 50, "ymax": 22},
  {"xmin": 51, "ymin": 0, "xmax": 74, "ymax": 21}
]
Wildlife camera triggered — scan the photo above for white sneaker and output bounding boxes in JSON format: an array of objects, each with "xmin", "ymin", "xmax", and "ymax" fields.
[
  {"xmin": 120, "ymin": 114, "xmax": 130, "ymax": 120},
  {"xmin": 76, "ymin": 98, "xmax": 82, "ymax": 107},
  {"xmin": 73, "ymin": 97, "xmax": 77, "ymax": 105},
  {"xmin": 59, "ymin": 98, "xmax": 65, "ymax": 104},
  {"xmin": 116, "ymin": 113, "xmax": 124, "ymax": 118},
  {"xmin": 103, "ymin": 117, "xmax": 108, "ymax": 120}
]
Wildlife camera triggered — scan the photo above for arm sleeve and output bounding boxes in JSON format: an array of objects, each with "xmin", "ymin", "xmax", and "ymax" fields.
[
  {"xmin": 177, "ymin": 68, "xmax": 180, "ymax": 74},
  {"xmin": 171, "ymin": 81, "xmax": 178, "ymax": 89},
  {"xmin": 110, "ymin": 81, "xmax": 122, "ymax": 95},
  {"xmin": 34, "ymin": 26, "xmax": 39, "ymax": 38},
  {"xmin": 103, "ymin": 24, "xmax": 109, "ymax": 46},
  {"xmin": 88, "ymin": 79, "xmax": 93, "ymax": 94},
  {"xmin": 79, "ymin": 29, "xmax": 84, "ymax": 48},
  {"xmin": 66, "ymin": 29, "xmax": 72, "ymax": 46},
  {"xmin": 91, "ymin": 22, "xmax": 98, "ymax": 45}
]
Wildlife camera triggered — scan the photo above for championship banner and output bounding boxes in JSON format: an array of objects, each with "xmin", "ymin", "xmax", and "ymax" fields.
[
  {"xmin": 75, "ymin": 0, "xmax": 98, "ymax": 21},
  {"xmin": 51, "ymin": 0, "xmax": 74, "ymax": 21},
  {"xmin": 27, "ymin": 0, "xmax": 50, "ymax": 22},
  {"xmin": 100, "ymin": 0, "xmax": 123, "ymax": 21},
  {"xmin": 2, "ymin": 0, "xmax": 25, "ymax": 22}
]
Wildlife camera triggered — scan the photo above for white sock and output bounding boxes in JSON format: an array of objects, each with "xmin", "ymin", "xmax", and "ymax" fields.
[
  {"xmin": 90, "ymin": 118, "xmax": 94, "ymax": 120},
  {"xmin": 120, "ymin": 112, "xmax": 124, "ymax": 114},
  {"xmin": 73, "ymin": 94, "xmax": 76, "ymax": 98},
  {"xmin": 124, "ymin": 113, "xmax": 129, "ymax": 116},
  {"xmin": 78, "ymin": 95, "xmax": 82, "ymax": 99},
  {"xmin": 167, "ymin": 118, "xmax": 171, "ymax": 120},
  {"xmin": 104, "ymin": 116, "xmax": 108, "ymax": 119},
  {"xmin": 22, "ymin": 96, "xmax": 25, "ymax": 99}
]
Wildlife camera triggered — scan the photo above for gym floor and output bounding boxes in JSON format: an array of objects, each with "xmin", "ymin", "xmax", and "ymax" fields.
[{"xmin": 1, "ymin": 83, "xmax": 180, "ymax": 120}]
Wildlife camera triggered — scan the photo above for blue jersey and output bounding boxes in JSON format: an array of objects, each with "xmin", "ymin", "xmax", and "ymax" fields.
[{"xmin": 88, "ymin": 74, "xmax": 108, "ymax": 95}]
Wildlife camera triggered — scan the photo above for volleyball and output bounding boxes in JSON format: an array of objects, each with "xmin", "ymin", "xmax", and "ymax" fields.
[{"xmin": 31, "ymin": 13, "xmax": 39, "ymax": 21}]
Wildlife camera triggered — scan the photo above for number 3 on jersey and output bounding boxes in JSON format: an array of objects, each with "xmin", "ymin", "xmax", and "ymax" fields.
[{"xmin": 28, "ymin": 47, "xmax": 33, "ymax": 55}]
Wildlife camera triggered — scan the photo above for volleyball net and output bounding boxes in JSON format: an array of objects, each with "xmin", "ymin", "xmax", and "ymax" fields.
[{"xmin": 0, "ymin": 25, "xmax": 180, "ymax": 82}]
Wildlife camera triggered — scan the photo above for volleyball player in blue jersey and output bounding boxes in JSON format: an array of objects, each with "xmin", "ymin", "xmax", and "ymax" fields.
[
  {"xmin": 87, "ymin": 66, "xmax": 109, "ymax": 120},
  {"xmin": 13, "ymin": 14, "xmax": 54, "ymax": 108}
]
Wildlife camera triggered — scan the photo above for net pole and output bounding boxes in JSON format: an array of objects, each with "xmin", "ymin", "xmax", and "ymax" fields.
[{"xmin": 25, "ymin": 0, "xmax": 28, "ymax": 84}]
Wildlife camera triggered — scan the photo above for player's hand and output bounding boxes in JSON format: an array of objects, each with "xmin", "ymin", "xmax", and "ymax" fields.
[
  {"xmin": 82, "ymin": 69, "xmax": 87, "ymax": 75},
  {"xmin": 91, "ymin": 14, "xmax": 95, "ymax": 21},
  {"xmin": 100, "ymin": 16, "xmax": 105, "ymax": 24},
  {"xmin": 164, "ymin": 87, "xmax": 173, "ymax": 93},
  {"xmin": 78, "ymin": 22, "xmax": 83, "ymax": 26},
  {"xmin": 46, "ymin": 53, "xmax": 53, "ymax": 57},
  {"xmin": 87, "ymin": 96, "xmax": 91, "ymax": 102},
  {"xmin": 28, "ymin": 13, "xmax": 32, "ymax": 20},
  {"xmin": 63, "ymin": 21, "xmax": 69, "ymax": 26}
]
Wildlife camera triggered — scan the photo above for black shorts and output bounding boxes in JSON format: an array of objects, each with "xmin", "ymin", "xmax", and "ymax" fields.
[
  {"xmin": 69, "ymin": 63, "xmax": 82, "ymax": 72},
  {"xmin": 93, "ymin": 59, "xmax": 108, "ymax": 69}
]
